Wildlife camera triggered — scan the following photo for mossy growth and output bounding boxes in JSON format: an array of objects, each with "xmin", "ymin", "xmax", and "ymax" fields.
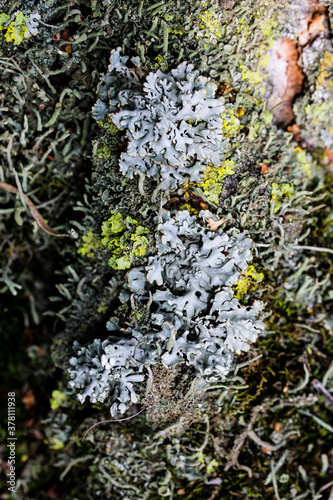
[
  {"xmin": 141, "ymin": 364, "xmax": 204, "ymax": 430},
  {"xmin": 198, "ymin": 159, "xmax": 235, "ymax": 204},
  {"xmin": 101, "ymin": 211, "xmax": 149, "ymax": 270},
  {"xmin": 233, "ymin": 265, "xmax": 264, "ymax": 300}
]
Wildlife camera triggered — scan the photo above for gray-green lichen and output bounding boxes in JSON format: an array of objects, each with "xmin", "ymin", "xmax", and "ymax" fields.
[
  {"xmin": 93, "ymin": 48, "xmax": 227, "ymax": 189},
  {"xmin": 1, "ymin": 1, "xmax": 333, "ymax": 498},
  {"xmin": 69, "ymin": 210, "xmax": 264, "ymax": 414}
]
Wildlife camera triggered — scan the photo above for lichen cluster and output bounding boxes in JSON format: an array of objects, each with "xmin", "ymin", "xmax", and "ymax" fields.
[
  {"xmin": 69, "ymin": 210, "xmax": 264, "ymax": 414},
  {"xmin": 93, "ymin": 49, "xmax": 228, "ymax": 189},
  {"xmin": 1, "ymin": 0, "xmax": 333, "ymax": 498}
]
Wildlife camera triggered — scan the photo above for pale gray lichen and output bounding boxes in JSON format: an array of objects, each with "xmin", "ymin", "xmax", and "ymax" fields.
[
  {"xmin": 69, "ymin": 211, "xmax": 264, "ymax": 412},
  {"xmin": 128, "ymin": 210, "xmax": 254, "ymax": 320},
  {"xmin": 92, "ymin": 49, "xmax": 228, "ymax": 189},
  {"xmin": 68, "ymin": 335, "xmax": 146, "ymax": 415},
  {"xmin": 161, "ymin": 287, "xmax": 264, "ymax": 379}
]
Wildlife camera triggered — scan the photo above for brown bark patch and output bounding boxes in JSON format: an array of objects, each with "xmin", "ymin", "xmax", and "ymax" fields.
[{"xmin": 268, "ymin": 39, "xmax": 304, "ymax": 128}]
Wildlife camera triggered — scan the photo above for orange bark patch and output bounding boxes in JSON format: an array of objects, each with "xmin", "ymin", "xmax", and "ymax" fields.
[{"xmin": 269, "ymin": 39, "xmax": 304, "ymax": 128}]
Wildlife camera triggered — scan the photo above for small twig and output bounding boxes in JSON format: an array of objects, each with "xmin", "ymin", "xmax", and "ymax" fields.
[
  {"xmin": 330, "ymin": 486, "xmax": 333, "ymax": 500},
  {"xmin": 234, "ymin": 354, "xmax": 263, "ymax": 375},
  {"xmin": 317, "ymin": 481, "xmax": 333, "ymax": 494},
  {"xmin": 224, "ymin": 405, "xmax": 263, "ymax": 471},
  {"xmin": 291, "ymin": 245, "xmax": 333, "ymax": 255},
  {"xmin": 255, "ymin": 243, "xmax": 333, "ymax": 255},
  {"xmin": 153, "ymin": 417, "xmax": 187, "ymax": 441},
  {"xmin": 271, "ymin": 460, "xmax": 281, "ymax": 500},
  {"xmin": 323, "ymin": 361, "xmax": 333, "ymax": 387},
  {"xmin": 0, "ymin": 181, "xmax": 67, "ymax": 237},
  {"xmin": 82, "ymin": 407, "xmax": 146, "ymax": 441},
  {"xmin": 299, "ymin": 410, "xmax": 333, "ymax": 432},
  {"xmin": 247, "ymin": 430, "xmax": 279, "ymax": 451},
  {"xmin": 265, "ymin": 450, "xmax": 289, "ymax": 485},
  {"xmin": 236, "ymin": 464, "xmax": 253, "ymax": 478}
]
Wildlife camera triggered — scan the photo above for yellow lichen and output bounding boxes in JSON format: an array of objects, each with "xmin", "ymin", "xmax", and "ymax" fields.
[
  {"xmin": 78, "ymin": 229, "xmax": 101, "ymax": 258},
  {"xmin": 271, "ymin": 183, "xmax": 294, "ymax": 213},
  {"xmin": 44, "ymin": 437, "xmax": 65, "ymax": 450},
  {"xmin": 198, "ymin": 9, "xmax": 223, "ymax": 38},
  {"xmin": 101, "ymin": 212, "xmax": 149, "ymax": 270},
  {"xmin": 96, "ymin": 146, "xmax": 112, "ymax": 158},
  {"xmin": 317, "ymin": 51, "xmax": 333, "ymax": 91},
  {"xmin": 239, "ymin": 63, "xmax": 263, "ymax": 85},
  {"xmin": 237, "ymin": 13, "xmax": 278, "ymax": 91},
  {"xmin": 154, "ymin": 54, "xmax": 169, "ymax": 70},
  {"xmin": 221, "ymin": 109, "xmax": 241, "ymax": 137},
  {"xmin": 1, "ymin": 12, "xmax": 28, "ymax": 45},
  {"xmin": 198, "ymin": 160, "xmax": 235, "ymax": 204},
  {"xmin": 179, "ymin": 203, "xmax": 198, "ymax": 215},
  {"xmin": 78, "ymin": 213, "xmax": 150, "ymax": 270},
  {"xmin": 294, "ymin": 147, "xmax": 313, "ymax": 179},
  {"xmin": 50, "ymin": 390, "xmax": 67, "ymax": 410},
  {"xmin": 233, "ymin": 265, "xmax": 264, "ymax": 300},
  {"xmin": 259, "ymin": 18, "xmax": 277, "ymax": 38},
  {"xmin": 258, "ymin": 54, "xmax": 270, "ymax": 69}
]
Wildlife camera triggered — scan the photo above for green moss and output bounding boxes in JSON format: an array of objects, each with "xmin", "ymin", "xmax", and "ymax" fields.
[
  {"xmin": 198, "ymin": 159, "xmax": 235, "ymax": 204},
  {"xmin": 233, "ymin": 265, "xmax": 264, "ymax": 300},
  {"xmin": 78, "ymin": 229, "xmax": 101, "ymax": 258},
  {"xmin": 101, "ymin": 211, "xmax": 149, "ymax": 270}
]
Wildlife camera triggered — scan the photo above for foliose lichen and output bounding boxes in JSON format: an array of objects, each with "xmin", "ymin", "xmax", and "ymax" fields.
[
  {"xmin": 69, "ymin": 211, "xmax": 264, "ymax": 414},
  {"xmin": 92, "ymin": 48, "xmax": 228, "ymax": 190}
]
